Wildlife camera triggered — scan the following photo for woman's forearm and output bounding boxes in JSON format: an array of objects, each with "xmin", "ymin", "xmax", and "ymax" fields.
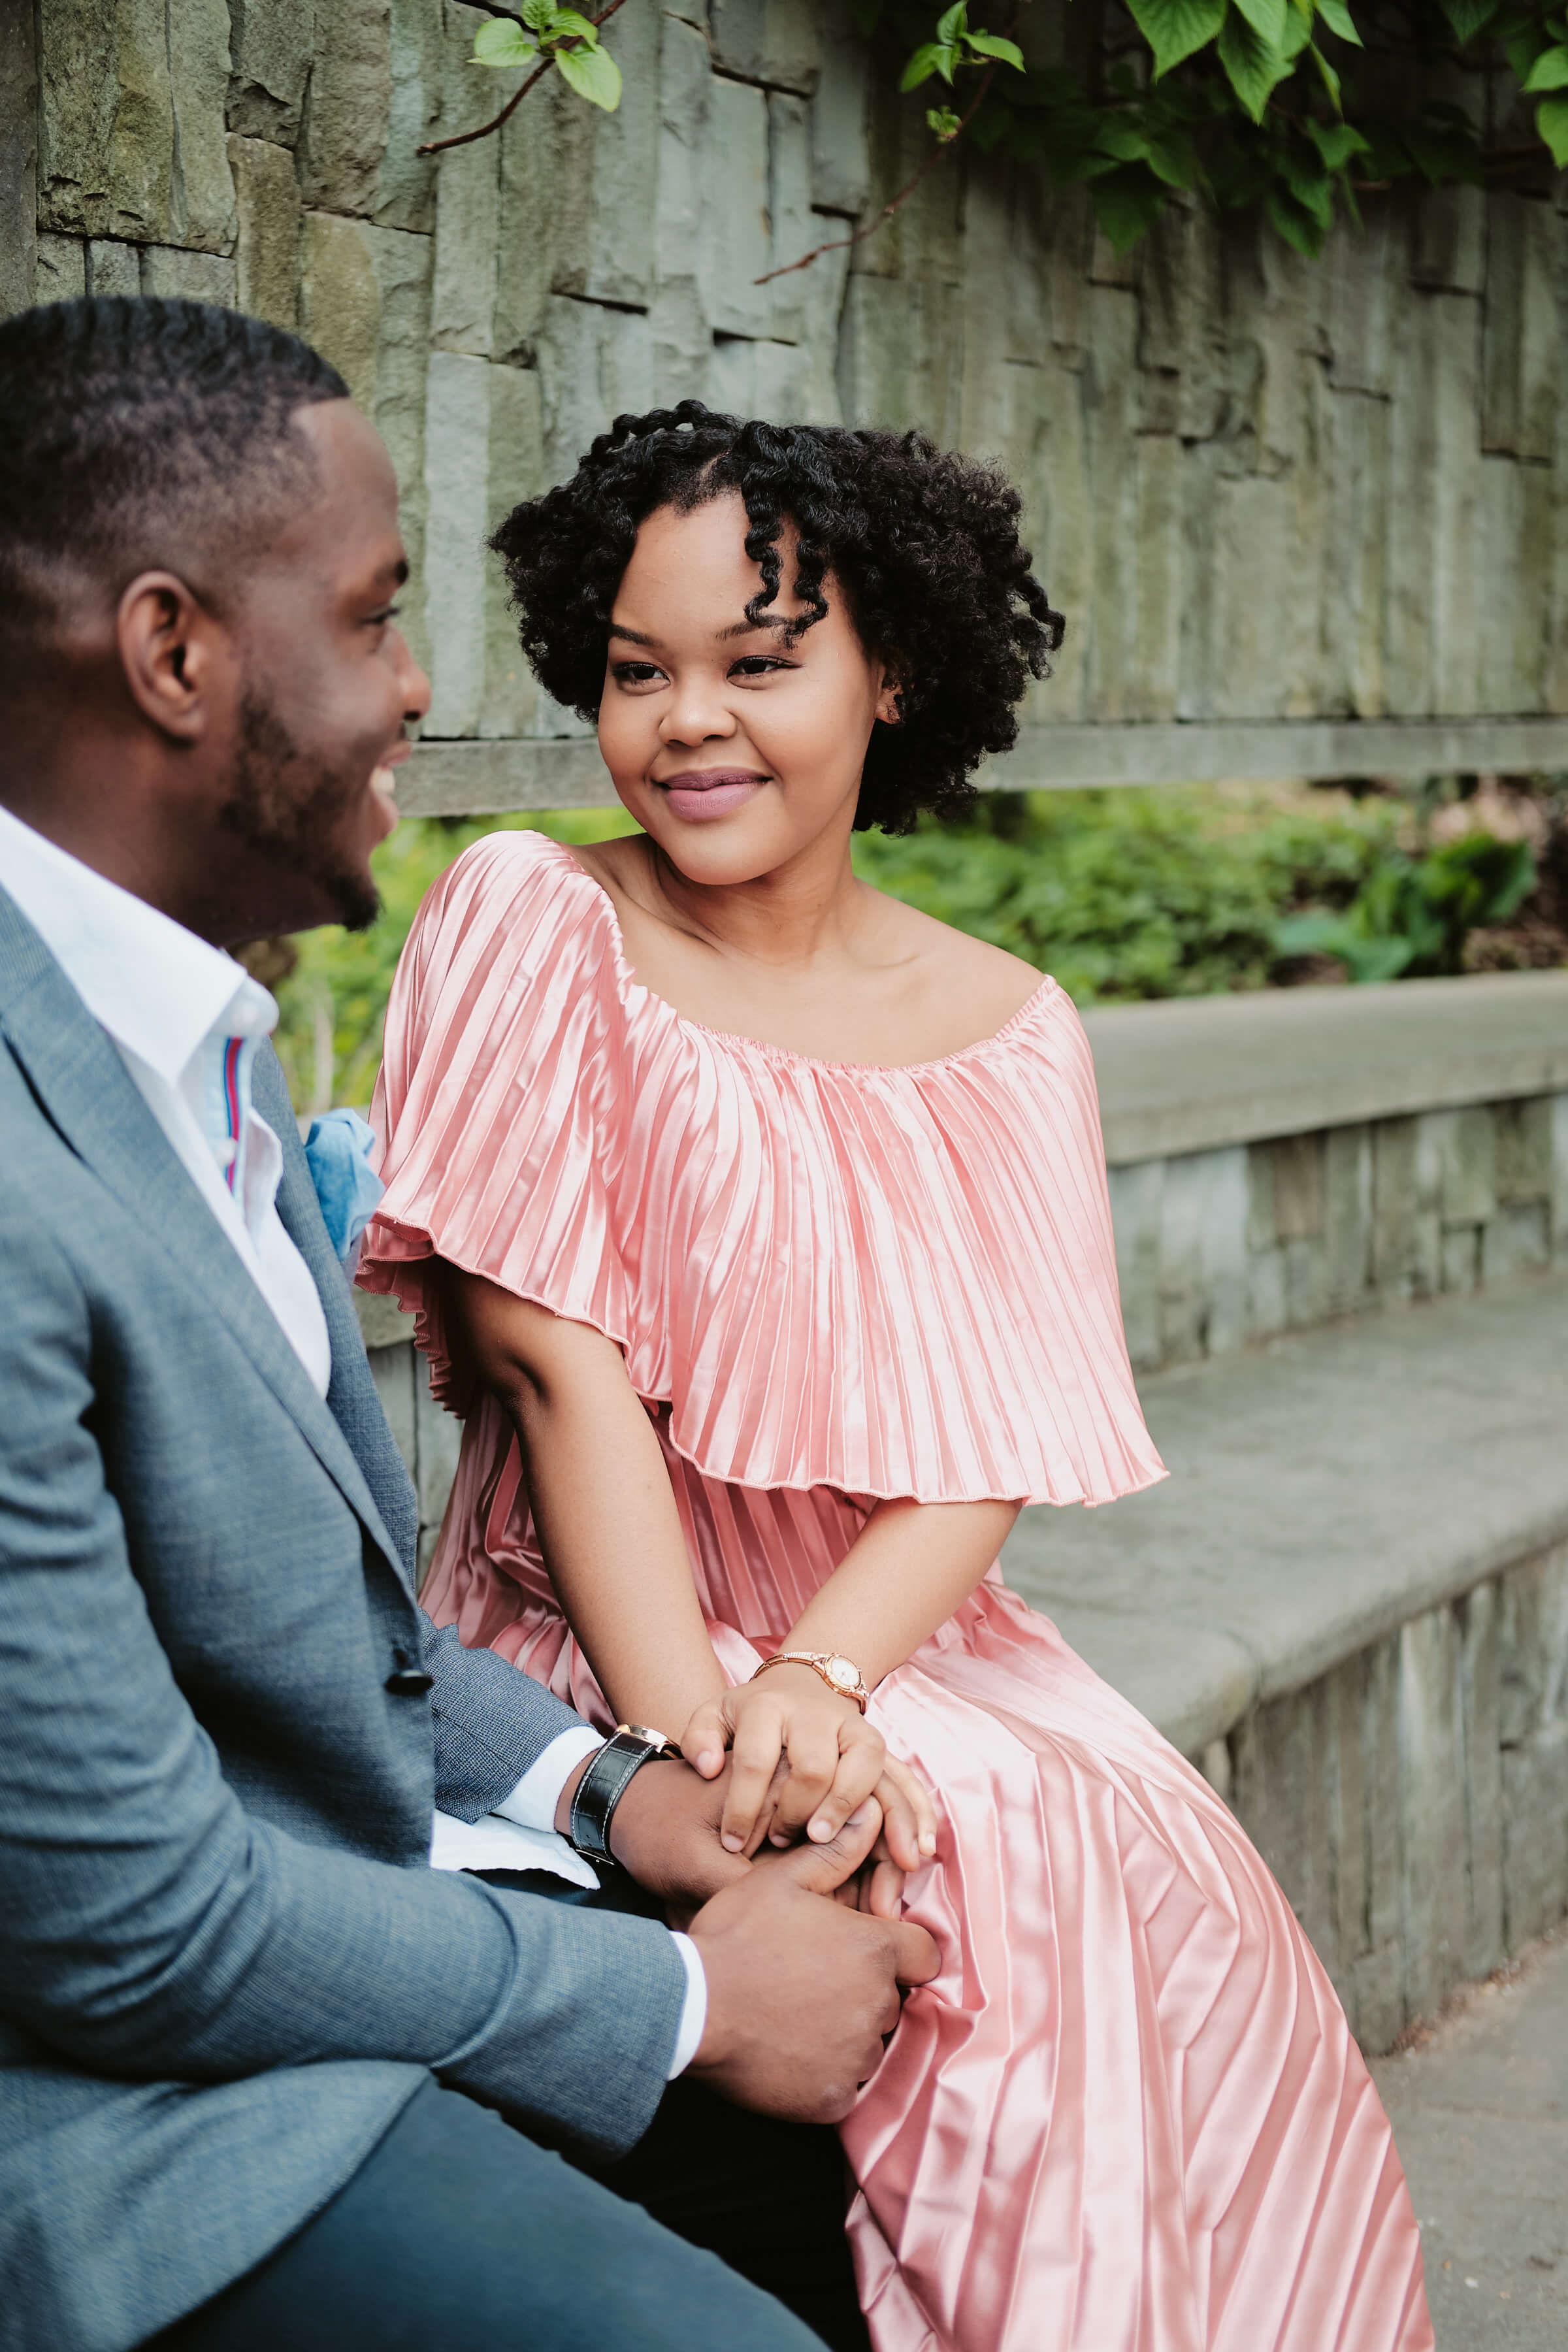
[
  {"xmin": 446, "ymin": 1270, "xmax": 725, "ymax": 1733},
  {"xmin": 781, "ymin": 1497, "xmax": 1021, "ymax": 1688}
]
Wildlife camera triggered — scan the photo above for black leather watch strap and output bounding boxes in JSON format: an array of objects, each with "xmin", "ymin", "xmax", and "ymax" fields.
[{"xmin": 567, "ymin": 1730, "xmax": 670, "ymax": 1865}]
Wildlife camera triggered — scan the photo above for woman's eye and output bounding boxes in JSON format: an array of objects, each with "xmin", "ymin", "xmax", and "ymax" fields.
[
  {"xmin": 612, "ymin": 661, "xmax": 666, "ymax": 685},
  {"xmin": 368, "ymin": 604, "xmax": 402, "ymax": 627},
  {"xmin": 730, "ymin": 657, "xmax": 791, "ymax": 678}
]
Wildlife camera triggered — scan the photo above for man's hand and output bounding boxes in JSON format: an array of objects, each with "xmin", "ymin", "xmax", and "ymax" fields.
[
  {"xmin": 684, "ymin": 1801, "xmax": 940, "ymax": 2124},
  {"xmin": 555, "ymin": 1752, "xmax": 753, "ymax": 1914}
]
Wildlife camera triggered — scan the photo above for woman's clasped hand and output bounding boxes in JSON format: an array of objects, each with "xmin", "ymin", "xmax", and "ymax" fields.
[{"xmin": 679, "ymin": 1661, "xmax": 938, "ymax": 1878}]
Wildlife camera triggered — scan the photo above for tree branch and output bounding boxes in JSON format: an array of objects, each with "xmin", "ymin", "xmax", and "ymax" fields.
[
  {"xmin": 416, "ymin": 0, "xmax": 631, "ymax": 159},
  {"xmin": 755, "ymin": 63, "xmax": 996, "ymax": 286}
]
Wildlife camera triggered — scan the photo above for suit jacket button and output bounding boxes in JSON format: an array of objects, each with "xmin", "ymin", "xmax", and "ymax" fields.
[{"xmin": 385, "ymin": 1665, "xmax": 434, "ymax": 1695}]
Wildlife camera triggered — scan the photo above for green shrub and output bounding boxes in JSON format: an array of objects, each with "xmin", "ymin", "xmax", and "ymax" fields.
[{"xmin": 270, "ymin": 784, "xmax": 1507, "ymax": 1112}]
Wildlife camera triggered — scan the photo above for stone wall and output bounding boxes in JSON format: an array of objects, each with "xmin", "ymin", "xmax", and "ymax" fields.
[
  {"xmin": 1210, "ymin": 1535, "xmax": 1568, "ymax": 2051},
  {"xmin": 1111, "ymin": 1088, "xmax": 1568, "ymax": 1375},
  {"xmin": 6, "ymin": 1, "xmax": 1567, "ymax": 789}
]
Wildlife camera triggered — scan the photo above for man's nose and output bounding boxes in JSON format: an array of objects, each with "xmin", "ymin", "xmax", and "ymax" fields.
[{"xmin": 394, "ymin": 626, "xmax": 431, "ymax": 725}]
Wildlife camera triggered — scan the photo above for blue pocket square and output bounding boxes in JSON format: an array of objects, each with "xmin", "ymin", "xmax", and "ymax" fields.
[{"xmin": 304, "ymin": 1109, "xmax": 384, "ymax": 1271}]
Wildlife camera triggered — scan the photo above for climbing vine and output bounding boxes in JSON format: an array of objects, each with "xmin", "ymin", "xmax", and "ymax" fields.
[{"xmin": 431, "ymin": 0, "xmax": 1568, "ymax": 263}]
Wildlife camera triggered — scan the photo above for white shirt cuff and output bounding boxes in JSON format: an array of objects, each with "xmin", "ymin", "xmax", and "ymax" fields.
[
  {"xmin": 667, "ymin": 1933, "xmax": 708, "ymax": 2078},
  {"xmin": 493, "ymin": 1725, "xmax": 604, "ymax": 1833}
]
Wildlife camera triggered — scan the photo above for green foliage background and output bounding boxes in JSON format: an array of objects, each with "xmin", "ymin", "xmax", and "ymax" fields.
[{"xmin": 271, "ymin": 785, "xmax": 1431, "ymax": 1111}]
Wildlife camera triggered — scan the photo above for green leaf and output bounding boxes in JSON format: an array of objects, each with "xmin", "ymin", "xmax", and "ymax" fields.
[
  {"xmin": 1280, "ymin": 8, "xmax": 1313, "ymax": 57},
  {"xmin": 1522, "ymin": 44, "xmax": 1568, "ymax": 90},
  {"xmin": 1539, "ymin": 90, "xmax": 1568, "ymax": 163},
  {"xmin": 964, "ymin": 32, "xmax": 1026, "ymax": 68},
  {"xmin": 555, "ymin": 39, "xmax": 622, "ymax": 108},
  {"xmin": 1505, "ymin": 26, "xmax": 1548, "ymax": 82},
  {"xmin": 549, "ymin": 8, "xmax": 602, "ymax": 39},
  {"xmin": 1309, "ymin": 41, "xmax": 1341, "ymax": 108},
  {"xmin": 1231, "ymin": 0, "xmax": 1288, "ymax": 46},
  {"xmin": 926, "ymin": 104, "xmax": 962, "ymax": 138},
  {"xmin": 900, "ymin": 40, "xmax": 947, "ymax": 89},
  {"xmin": 521, "ymin": 0, "xmax": 557, "ymax": 29},
  {"xmin": 1307, "ymin": 117, "xmax": 1369, "ymax": 169},
  {"xmin": 472, "ymin": 17, "xmax": 536, "ymax": 67},
  {"xmin": 1311, "ymin": 0, "xmax": 1364, "ymax": 43},
  {"xmin": 1437, "ymin": 0, "xmax": 1499, "ymax": 39},
  {"xmin": 1126, "ymin": 0, "xmax": 1226, "ymax": 78},
  {"xmin": 1279, "ymin": 150, "xmax": 1334, "ymax": 224},
  {"xmin": 1266, "ymin": 187, "xmax": 1330, "ymax": 255},
  {"xmin": 1094, "ymin": 118, "xmax": 1152, "ymax": 162},
  {"xmin": 935, "ymin": 1, "xmax": 968, "ymax": 40},
  {"xmin": 1217, "ymin": 8, "xmax": 1292, "ymax": 120},
  {"xmin": 1144, "ymin": 123, "xmax": 1203, "ymax": 185},
  {"xmin": 1089, "ymin": 165, "xmax": 1167, "ymax": 252}
]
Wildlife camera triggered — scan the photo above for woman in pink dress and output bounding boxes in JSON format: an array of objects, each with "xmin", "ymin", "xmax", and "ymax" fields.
[{"xmin": 360, "ymin": 406, "xmax": 1432, "ymax": 2352}]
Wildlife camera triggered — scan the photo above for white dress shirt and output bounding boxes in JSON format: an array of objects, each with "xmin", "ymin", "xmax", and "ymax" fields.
[{"xmin": 0, "ymin": 807, "xmax": 706, "ymax": 2076}]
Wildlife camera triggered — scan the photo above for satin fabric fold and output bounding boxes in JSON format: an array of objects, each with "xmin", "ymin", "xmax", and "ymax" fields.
[{"xmin": 360, "ymin": 832, "xmax": 1432, "ymax": 2351}]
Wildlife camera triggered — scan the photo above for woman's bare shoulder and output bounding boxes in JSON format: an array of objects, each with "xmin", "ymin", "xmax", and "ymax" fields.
[{"xmin": 861, "ymin": 885, "xmax": 1045, "ymax": 1039}]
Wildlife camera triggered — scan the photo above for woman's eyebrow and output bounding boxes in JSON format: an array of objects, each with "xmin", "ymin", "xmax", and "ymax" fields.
[
  {"xmin": 717, "ymin": 615, "xmax": 789, "ymax": 640},
  {"xmin": 607, "ymin": 621, "xmax": 657, "ymax": 645}
]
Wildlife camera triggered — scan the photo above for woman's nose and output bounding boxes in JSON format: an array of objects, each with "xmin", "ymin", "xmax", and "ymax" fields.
[{"xmin": 659, "ymin": 675, "xmax": 736, "ymax": 747}]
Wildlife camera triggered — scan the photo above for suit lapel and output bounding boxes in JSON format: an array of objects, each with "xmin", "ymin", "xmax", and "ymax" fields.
[
  {"xmin": 0, "ymin": 887, "xmax": 407, "ymax": 1588},
  {"xmin": 252, "ymin": 1047, "xmax": 420, "ymax": 1588}
]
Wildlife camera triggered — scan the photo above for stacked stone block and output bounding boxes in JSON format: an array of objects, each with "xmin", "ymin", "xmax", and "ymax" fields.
[
  {"xmin": 5, "ymin": 2, "xmax": 1565, "ymax": 770},
  {"xmin": 1109, "ymin": 1088, "xmax": 1568, "ymax": 1374},
  {"xmin": 1214, "ymin": 1539, "xmax": 1568, "ymax": 2050}
]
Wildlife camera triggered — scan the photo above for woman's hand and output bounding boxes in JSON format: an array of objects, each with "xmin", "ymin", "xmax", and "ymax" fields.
[{"xmin": 681, "ymin": 1664, "xmax": 938, "ymax": 1872}]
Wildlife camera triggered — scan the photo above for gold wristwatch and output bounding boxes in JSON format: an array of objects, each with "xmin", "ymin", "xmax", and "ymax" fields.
[{"xmin": 751, "ymin": 1650, "xmax": 870, "ymax": 1714}]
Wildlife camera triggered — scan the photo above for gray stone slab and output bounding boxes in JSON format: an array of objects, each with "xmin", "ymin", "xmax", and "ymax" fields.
[
  {"xmin": 229, "ymin": 134, "xmax": 302, "ymax": 331},
  {"xmin": 0, "ymin": 0, "xmax": 37, "ymax": 319},
  {"xmin": 228, "ymin": 0, "xmax": 314, "ymax": 144},
  {"xmin": 1077, "ymin": 972, "xmax": 1568, "ymax": 1164},
  {"xmin": 1371, "ymin": 1932, "xmax": 1568, "ymax": 2351},
  {"xmin": 400, "ymin": 717, "xmax": 1568, "ymax": 814},
  {"xmin": 1000, "ymin": 1275, "xmax": 1568, "ymax": 1752}
]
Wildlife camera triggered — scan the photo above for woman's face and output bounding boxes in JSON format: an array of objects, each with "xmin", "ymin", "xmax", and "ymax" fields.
[{"xmin": 596, "ymin": 491, "xmax": 896, "ymax": 884}]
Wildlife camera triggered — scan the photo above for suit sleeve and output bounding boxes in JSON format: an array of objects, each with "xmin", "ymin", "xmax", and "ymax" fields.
[
  {"xmin": 0, "ymin": 1190, "xmax": 682, "ymax": 2160},
  {"xmin": 421, "ymin": 1614, "xmax": 595, "ymax": 1821}
]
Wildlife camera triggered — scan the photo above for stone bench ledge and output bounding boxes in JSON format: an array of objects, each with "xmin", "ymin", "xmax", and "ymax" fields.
[
  {"xmin": 1002, "ymin": 1271, "xmax": 1568, "ymax": 1756},
  {"xmin": 1081, "ymin": 971, "xmax": 1568, "ymax": 1165}
]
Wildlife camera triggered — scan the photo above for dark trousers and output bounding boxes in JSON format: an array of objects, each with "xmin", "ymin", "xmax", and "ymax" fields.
[{"xmin": 147, "ymin": 1871, "xmax": 870, "ymax": 2352}]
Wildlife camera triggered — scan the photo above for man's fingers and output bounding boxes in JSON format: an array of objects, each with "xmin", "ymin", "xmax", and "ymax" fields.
[
  {"xmin": 890, "ymin": 1919, "xmax": 940, "ymax": 1985},
  {"xmin": 775, "ymin": 1796, "xmax": 883, "ymax": 1894}
]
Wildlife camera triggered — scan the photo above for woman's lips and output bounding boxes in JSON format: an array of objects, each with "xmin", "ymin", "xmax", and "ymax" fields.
[{"xmin": 657, "ymin": 770, "xmax": 767, "ymax": 822}]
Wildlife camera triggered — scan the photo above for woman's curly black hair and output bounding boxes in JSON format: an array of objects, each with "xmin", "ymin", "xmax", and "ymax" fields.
[{"xmin": 489, "ymin": 402, "xmax": 1065, "ymax": 834}]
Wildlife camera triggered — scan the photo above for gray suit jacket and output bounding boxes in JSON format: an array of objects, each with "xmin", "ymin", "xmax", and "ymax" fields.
[{"xmin": 0, "ymin": 885, "xmax": 685, "ymax": 2352}]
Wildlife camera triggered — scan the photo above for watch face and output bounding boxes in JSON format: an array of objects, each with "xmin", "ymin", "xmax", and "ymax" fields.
[{"xmin": 826, "ymin": 1656, "xmax": 859, "ymax": 1690}]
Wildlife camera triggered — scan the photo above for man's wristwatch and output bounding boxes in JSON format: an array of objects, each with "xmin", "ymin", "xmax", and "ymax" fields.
[
  {"xmin": 566, "ymin": 1723, "xmax": 681, "ymax": 1866},
  {"xmin": 751, "ymin": 1651, "xmax": 871, "ymax": 1714}
]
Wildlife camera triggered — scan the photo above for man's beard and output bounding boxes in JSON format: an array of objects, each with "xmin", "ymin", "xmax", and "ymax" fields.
[{"xmin": 220, "ymin": 683, "xmax": 382, "ymax": 933}]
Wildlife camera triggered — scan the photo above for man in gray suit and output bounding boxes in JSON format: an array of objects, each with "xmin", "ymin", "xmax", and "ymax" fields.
[{"xmin": 0, "ymin": 297, "xmax": 936, "ymax": 2352}]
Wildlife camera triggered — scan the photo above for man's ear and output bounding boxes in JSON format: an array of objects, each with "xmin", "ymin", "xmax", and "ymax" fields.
[{"xmin": 115, "ymin": 570, "xmax": 232, "ymax": 743}]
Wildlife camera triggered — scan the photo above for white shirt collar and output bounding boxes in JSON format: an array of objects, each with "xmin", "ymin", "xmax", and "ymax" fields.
[{"xmin": 0, "ymin": 803, "xmax": 274, "ymax": 1080}]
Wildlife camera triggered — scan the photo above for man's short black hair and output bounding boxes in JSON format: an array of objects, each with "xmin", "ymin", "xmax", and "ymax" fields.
[
  {"xmin": 490, "ymin": 401, "xmax": 1066, "ymax": 836},
  {"xmin": 0, "ymin": 296, "xmax": 348, "ymax": 657}
]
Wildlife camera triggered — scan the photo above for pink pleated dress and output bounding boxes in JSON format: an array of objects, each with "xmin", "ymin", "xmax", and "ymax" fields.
[{"xmin": 360, "ymin": 831, "xmax": 1432, "ymax": 2352}]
